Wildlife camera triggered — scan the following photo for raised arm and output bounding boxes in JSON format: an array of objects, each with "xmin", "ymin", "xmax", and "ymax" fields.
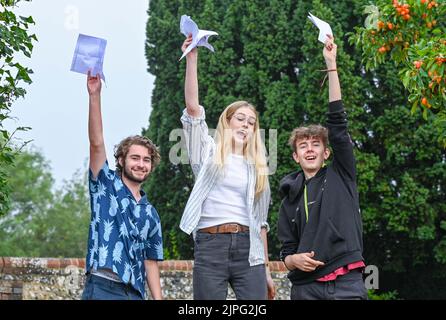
[
  {"xmin": 323, "ymin": 35, "xmax": 341, "ymax": 102},
  {"xmin": 182, "ymin": 34, "xmax": 201, "ymax": 117},
  {"xmin": 87, "ymin": 71, "xmax": 106, "ymax": 178},
  {"xmin": 324, "ymin": 36, "xmax": 356, "ymax": 180}
]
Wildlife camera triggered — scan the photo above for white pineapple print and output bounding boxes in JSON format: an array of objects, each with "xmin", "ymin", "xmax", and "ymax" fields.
[
  {"xmin": 133, "ymin": 205, "xmax": 141, "ymax": 218},
  {"xmin": 112, "ymin": 241, "xmax": 124, "ymax": 264},
  {"xmin": 122, "ymin": 262, "xmax": 132, "ymax": 283},
  {"xmin": 106, "ymin": 169, "xmax": 114, "ymax": 181},
  {"xmin": 88, "ymin": 245, "xmax": 96, "ymax": 267},
  {"xmin": 90, "ymin": 220, "xmax": 96, "ymax": 239},
  {"xmin": 109, "ymin": 194, "xmax": 118, "ymax": 217},
  {"xmin": 121, "ymin": 198, "xmax": 130, "ymax": 212},
  {"xmin": 119, "ymin": 222, "xmax": 129, "ymax": 238},
  {"xmin": 136, "ymin": 261, "xmax": 143, "ymax": 282},
  {"xmin": 140, "ymin": 220, "xmax": 150, "ymax": 240},
  {"xmin": 89, "ymin": 180, "xmax": 97, "ymax": 193},
  {"xmin": 93, "ymin": 199, "xmax": 101, "ymax": 224},
  {"xmin": 103, "ymin": 220, "xmax": 114, "ymax": 242},
  {"xmin": 154, "ymin": 242, "xmax": 163, "ymax": 259},
  {"xmin": 130, "ymin": 264, "xmax": 136, "ymax": 285},
  {"xmin": 145, "ymin": 205, "xmax": 153, "ymax": 218},
  {"xmin": 112, "ymin": 265, "xmax": 118, "ymax": 274},
  {"xmin": 114, "ymin": 178, "xmax": 123, "ymax": 191},
  {"xmin": 93, "ymin": 231, "xmax": 99, "ymax": 251},
  {"xmin": 149, "ymin": 220, "xmax": 162, "ymax": 238},
  {"xmin": 128, "ymin": 241, "xmax": 136, "ymax": 259},
  {"xmin": 95, "ymin": 181, "xmax": 107, "ymax": 199},
  {"xmin": 98, "ymin": 244, "xmax": 108, "ymax": 267}
]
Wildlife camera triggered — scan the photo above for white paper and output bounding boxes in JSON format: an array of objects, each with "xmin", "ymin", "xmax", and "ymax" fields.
[
  {"xmin": 307, "ymin": 12, "xmax": 333, "ymax": 44},
  {"xmin": 179, "ymin": 15, "xmax": 218, "ymax": 61},
  {"xmin": 70, "ymin": 34, "xmax": 107, "ymax": 82}
]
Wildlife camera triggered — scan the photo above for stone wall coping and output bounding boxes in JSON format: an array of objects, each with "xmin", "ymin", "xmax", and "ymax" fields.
[{"xmin": 1, "ymin": 257, "xmax": 288, "ymax": 272}]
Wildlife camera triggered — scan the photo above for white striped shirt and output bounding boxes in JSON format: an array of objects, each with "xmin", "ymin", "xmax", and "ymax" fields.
[{"xmin": 180, "ymin": 106, "xmax": 270, "ymax": 266}]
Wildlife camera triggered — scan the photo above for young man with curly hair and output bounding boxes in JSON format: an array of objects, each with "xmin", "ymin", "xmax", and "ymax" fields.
[{"xmin": 81, "ymin": 72, "xmax": 163, "ymax": 300}]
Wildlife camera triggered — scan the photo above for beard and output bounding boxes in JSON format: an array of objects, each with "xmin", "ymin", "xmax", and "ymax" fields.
[{"xmin": 122, "ymin": 165, "xmax": 149, "ymax": 184}]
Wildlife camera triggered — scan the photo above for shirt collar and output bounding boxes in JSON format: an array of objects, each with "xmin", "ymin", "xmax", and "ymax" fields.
[{"xmin": 120, "ymin": 177, "xmax": 148, "ymax": 205}]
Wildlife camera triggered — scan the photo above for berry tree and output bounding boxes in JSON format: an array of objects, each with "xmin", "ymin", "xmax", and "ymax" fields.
[{"xmin": 350, "ymin": 0, "xmax": 446, "ymax": 146}]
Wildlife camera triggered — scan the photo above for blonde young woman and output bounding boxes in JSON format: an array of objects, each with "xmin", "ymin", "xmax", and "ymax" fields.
[{"xmin": 179, "ymin": 35, "xmax": 275, "ymax": 300}]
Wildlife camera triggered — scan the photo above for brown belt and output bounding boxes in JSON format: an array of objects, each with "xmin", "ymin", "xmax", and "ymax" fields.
[{"xmin": 199, "ymin": 223, "xmax": 249, "ymax": 234}]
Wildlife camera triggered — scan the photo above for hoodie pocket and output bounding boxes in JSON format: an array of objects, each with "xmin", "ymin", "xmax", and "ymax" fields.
[{"xmin": 326, "ymin": 218, "xmax": 348, "ymax": 260}]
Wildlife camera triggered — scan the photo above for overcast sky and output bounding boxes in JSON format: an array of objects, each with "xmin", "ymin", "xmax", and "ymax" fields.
[{"xmin": 5, "ymin": 0, "xmax": 155, "ymax": 188}]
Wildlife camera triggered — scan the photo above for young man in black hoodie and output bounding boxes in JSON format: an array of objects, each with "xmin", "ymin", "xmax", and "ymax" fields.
[{"xmin": 278, "ymin": 35, "xmax": 367, "ymax": 300}]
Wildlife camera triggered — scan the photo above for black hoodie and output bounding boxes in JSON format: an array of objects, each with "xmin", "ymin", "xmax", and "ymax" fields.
[{"xmin": 278, "ymin": 100, "xmax": 364, "ymax": 285}]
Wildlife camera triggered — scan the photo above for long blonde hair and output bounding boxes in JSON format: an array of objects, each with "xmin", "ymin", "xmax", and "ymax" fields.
[{"xmin": 214, "ymin": 101, "xmax": 268, "ymax": 198}]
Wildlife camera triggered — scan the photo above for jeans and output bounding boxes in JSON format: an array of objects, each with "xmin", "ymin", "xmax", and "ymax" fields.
[
  {"xmin": 81, "ymin": 274, "xmax": 144, "ymax": 300},
  {"xmin": 290, "ymin": 269, "xmax": 368, "ymax": 300},
  {"xmin": 193, "ymin": 231, "xmax": 267, "ymax": 300}
]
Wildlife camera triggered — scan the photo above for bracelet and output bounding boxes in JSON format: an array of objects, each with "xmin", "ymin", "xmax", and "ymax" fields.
[
  {"xmin": 318, "ymin": 69, "xmax": 337, "ymax": 87},
  {"xmin": 318, "ymin": 68, "xmax": 337, "ymax": 72}
]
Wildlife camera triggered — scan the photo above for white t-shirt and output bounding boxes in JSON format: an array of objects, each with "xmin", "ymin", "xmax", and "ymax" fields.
[{"xmin": 198, "ymin": 153, "xmax": 250, "ymax": 229}]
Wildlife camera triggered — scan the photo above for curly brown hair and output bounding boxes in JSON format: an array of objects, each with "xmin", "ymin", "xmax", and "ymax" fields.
[
  {"xmin": 288, "ymin": 125, "xmax": 329, "ymax": 153},
  {"xmin": 114, "ymin": 135, "xmax": 160, "ymax": 175}
]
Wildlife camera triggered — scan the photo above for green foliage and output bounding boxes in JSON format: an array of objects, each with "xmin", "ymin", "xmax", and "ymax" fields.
[
  {"xmin": 0, "ymin": 149, "xmax": 90, "ymax": 257},
  {"xmin": 145, "ymin": 0, "xmax": 446, "ymax": 298},
  {"xmin": 349, "ymin": 0, "xmax": 446, "ymax": 146},
  {"xmin": 368, "ymin": 289, "xmax": 399, "ymax": 300},
  {"xmin": 0, "ymin": 0, "xmax": 37, "ymax": 216}
]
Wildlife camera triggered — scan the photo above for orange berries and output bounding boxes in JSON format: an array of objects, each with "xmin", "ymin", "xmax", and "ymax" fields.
[
  {"xmin": 427, "ymin": 1, "xmax": 438, "ymax": 9},
  {"xmin": 435, "ymin": 57, "xmax": 445, "ymax": 66},
  {"xmin": 395, "ymin": 2, "xmax": 410, "ymax": 18},
  {"xmin": 387, "ymin": 22, "xmax": 394, "ymax": 30},
  {"xmin": 413, "ymin": 61, "xmax": 423, "ymax": 69},
  {"xmin": 421, "ymin": 97, "xmax": 428, "ymax": 106},
  {"xmin": 377, "ymin": 20, "xmax": 385, "ymax": 30},
  {"xmin": 421, "ymin": 0, "xmax": 428, "ymax": 4},
  {"xmin": 378, "ymin": 46, "xmax": 387, "ymax": 53}
]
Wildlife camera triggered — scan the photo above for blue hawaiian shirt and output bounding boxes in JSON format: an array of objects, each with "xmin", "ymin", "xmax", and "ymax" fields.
[{"xmin": 85, "ymin": 160, "xmax": 163, "ymax": 298}]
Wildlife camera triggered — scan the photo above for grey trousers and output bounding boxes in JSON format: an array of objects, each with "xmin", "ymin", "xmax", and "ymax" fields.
[
  {"xmin": 193, "ymin": 231, "xmax": 267, "ymax": 300},
  {"xmin": 291, "ymin": 268, "xmax": 368, "ymax": 300}
]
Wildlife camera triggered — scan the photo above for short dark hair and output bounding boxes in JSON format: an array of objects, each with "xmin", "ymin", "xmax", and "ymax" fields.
[
  {"xmin": 288, "ymin": 125, "xmax": 328, "ymax": 153},
  {"xmin": 114, "ymin": 135, "xmax": 160, "ymax": 175}
]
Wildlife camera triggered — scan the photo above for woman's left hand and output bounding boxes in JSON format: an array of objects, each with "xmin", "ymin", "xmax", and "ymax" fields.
[{"xmin": 266, "ymin": 269, "xmax": 276, "ymax": 300}]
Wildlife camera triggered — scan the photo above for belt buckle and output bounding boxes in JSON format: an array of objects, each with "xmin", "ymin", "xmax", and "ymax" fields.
[{"xmin": 233, "ymin": 224, "xmax": 239, "ymax": 233}]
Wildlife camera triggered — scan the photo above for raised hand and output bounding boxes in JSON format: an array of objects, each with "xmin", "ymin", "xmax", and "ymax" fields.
[
  {"xmin": 87, "ymin": 70, "xmax": 102, "ymax": 96},
  {"xmin": 181, "ymin": 34, "xmax": 197, "ymax": 60},
  {"xmin": 323, "ymin": 34, "xmax": 337, "ymax": 69}
]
